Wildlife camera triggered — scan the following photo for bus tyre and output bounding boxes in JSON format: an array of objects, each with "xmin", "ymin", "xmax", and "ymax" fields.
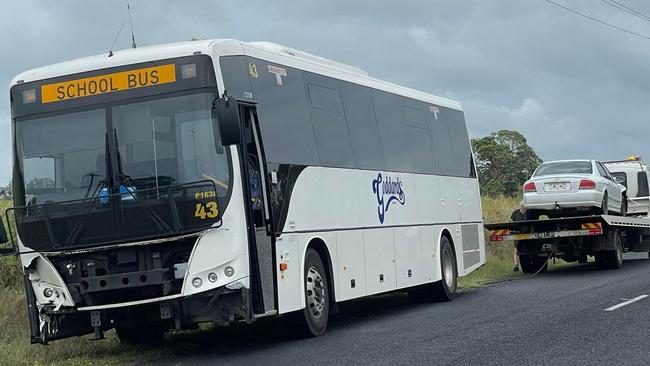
[
  {"xmin": 519, "ymin": 254, "xmax": 547, "ymax": 274},
  {"xmin": 411, "ymin": 236, "xmax": 457, "ymax": 302},
  {"xmin": 292, "ymin": 249, "xmax": 330, "ymax": 337}
]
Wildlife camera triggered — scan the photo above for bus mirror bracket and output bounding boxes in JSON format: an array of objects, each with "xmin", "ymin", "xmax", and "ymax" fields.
[{"xmin": 212, "ymin": 92, "xmax": 241, "ymax": 146}]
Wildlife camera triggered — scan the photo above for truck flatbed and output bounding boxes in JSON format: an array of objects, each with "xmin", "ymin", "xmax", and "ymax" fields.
[{"xmin": 485, "ymin": 215, "xmax": 650, "ymax": 272}]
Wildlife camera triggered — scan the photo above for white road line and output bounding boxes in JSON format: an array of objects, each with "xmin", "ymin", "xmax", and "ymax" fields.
[{"xmin": 605, "ymin": 295, "xmax": 649, "ymax": 311}]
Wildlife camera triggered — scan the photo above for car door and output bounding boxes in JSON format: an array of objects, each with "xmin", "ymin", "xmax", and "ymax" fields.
[{"xmin": 597, "ymin": 162, "xmax": 622, "ymax": 210}]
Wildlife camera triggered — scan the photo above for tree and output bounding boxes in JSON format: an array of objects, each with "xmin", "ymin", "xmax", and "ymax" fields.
[{"xmin": 471, "ymin": 130, "xmax": 542, "ymax": 197}]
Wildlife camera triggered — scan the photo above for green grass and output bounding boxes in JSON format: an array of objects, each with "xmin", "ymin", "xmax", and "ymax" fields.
[
  {"xmin": 0, "ymin": 196, "xmax": 586, "ymax": 365},
  {"xmin": 458, "ymin": 196, "xmax": 586, "ymax": 288}
]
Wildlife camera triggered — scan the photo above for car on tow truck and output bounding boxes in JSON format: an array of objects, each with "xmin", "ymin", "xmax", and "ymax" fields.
[
  {"xmin": 523, "ymin": 159, "xmax": 627, "ymax": 219},
  {"xmin": 604, "ymin": 156, "xmax": 650, "ymax": 216}
]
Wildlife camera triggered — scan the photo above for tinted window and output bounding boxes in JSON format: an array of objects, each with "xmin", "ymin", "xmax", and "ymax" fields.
[
  {"xmin": 402, "ymin": 103, "xmax": 434, "ymax": 174},
  {"xmin": 446, "ymin": 110, "xmax": 473, "ymax": 177},
  {"xmin": 304, "ymin": 74, "xmax": 355, "ymax": 168},
  {"xmin": 534, "ymin": 161, "xmax": 593, "ymax": 176},
  {"xmin": 246, "ymin": 58, "xmax": 319, "ymax": 165},
  {"xmin": 372, "ymin": 90, "xmax": 412, "ymax": 172},
  {"xmin": 431, "ymin": 117, "xmax": 455, "ymax": 175},
  {"xmin": 340, "ymin": 82, "xmax": 386, "ymax": 170}
]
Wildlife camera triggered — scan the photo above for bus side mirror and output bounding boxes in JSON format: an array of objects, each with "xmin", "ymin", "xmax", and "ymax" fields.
[
  {"xmin": 212, "ymin": 96, "xmax": 241, "ymax": 146},
  {"xmin": 0, "ymin": 221, "xmax": 7, "ymax": 245},
  {"xmin": 0, "ymin": 221, "xmax": 13, "ymax": 256}
]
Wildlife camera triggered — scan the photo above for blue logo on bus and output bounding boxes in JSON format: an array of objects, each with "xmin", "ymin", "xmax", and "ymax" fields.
[{"xmin": 372, "ymin": 173, "xmax": 405, "ymax": 224}]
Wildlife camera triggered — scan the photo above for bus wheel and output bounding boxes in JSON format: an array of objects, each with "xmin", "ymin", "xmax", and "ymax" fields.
[
  {"xmin": 293, "ymin": 249, "xmax": 330, "ymax": 337},
  {"xmin": 411, "ymin": 236, "xmax": 458, "ymax": 302}
]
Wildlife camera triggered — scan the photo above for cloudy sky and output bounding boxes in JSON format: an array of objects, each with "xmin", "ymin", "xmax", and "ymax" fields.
[{"xmin": 2, "ymin": 0, "xmax": 650, "ymax": 184}]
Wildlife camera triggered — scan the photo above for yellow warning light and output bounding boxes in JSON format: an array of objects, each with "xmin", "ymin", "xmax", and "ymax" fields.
[{"xmin": 627, "ymin": 155, "xmax": 641, "ymax": 161}]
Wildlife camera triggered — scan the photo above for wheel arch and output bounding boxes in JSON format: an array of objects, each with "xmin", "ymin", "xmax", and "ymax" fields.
[
  {"xmin": 437, "ymin": 227, "xmax": 459, "ymax": 274},
  {"xmin": 303, "ymin": 237, "xmax": 336, "ymax": 304}
]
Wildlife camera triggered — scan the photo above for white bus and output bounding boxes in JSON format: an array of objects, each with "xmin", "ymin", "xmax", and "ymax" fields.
[{"xmin": 1, "ymin": 39, "xmax": 485, "ymax": 344}]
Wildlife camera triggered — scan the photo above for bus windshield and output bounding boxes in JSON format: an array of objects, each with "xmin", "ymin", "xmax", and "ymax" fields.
[{"xmin": 16, "ymin": 92, "xmax": 230, "ymax": 206}]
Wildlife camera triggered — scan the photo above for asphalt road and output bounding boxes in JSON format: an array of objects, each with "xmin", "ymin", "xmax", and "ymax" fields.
[{"xmin": 152, "ymin": 253, "xmax": 650, "ymax": 366}]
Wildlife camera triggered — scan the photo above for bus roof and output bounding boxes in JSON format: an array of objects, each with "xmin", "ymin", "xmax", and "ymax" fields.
[{"xmin": 11, "ymin": 38, "xmax": 463, "ymax": 111}]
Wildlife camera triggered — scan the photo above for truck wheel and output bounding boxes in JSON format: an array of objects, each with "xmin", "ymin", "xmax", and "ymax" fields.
[
  {"xmin": 519, "ymin": 254, "xmax": 548, "ymax": 274},
  {"xmin": 292, "ymin": 249, "xmax": 330, "ymax": 337},
  {"xmin": 608, "ymin": 231, "xmax": 623, "ymax": 269},
  {"xmin": 595, "ymin": 251, "xmax": 608, "ymax": 270}
]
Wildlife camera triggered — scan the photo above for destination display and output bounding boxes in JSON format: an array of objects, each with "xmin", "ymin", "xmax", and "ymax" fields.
[{"xmin": 41, "ymin": 64, "xmax": 176, "ymax": 103}]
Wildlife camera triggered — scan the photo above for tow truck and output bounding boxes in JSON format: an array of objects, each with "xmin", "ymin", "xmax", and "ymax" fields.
[{"xmin": 485, "ymin": 214, "xmax": 650, "ymax": 273}]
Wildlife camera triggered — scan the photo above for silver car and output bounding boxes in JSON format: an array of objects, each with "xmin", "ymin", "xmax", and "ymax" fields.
[{"xmin": 523, "ymin": 159, "xmax": 627, "ymax": 219}]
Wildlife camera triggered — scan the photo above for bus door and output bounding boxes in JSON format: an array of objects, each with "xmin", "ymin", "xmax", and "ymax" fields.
[{"xmin": 240, "ymin": 105, "xmax": 276, "ymax": 316}]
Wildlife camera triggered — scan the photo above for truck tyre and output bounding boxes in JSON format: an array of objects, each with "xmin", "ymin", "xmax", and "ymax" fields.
[
  {"xmin": 291, "ymin": 249, "xmax": 330, "ymax": 337},
  {"xmin": 595, "ymin": 251, "xmax": 608, "ymax": 270},
  {"xmin": 409, "ymin": 236, "xmax": 457, "ymax": 302},
  {"xmin": 608, "ymin": 231, "xmax": 624, "ymax": 269},
  {"xmin": 519, "ymin": 254, "xmax": 548, "ymax": 274}
]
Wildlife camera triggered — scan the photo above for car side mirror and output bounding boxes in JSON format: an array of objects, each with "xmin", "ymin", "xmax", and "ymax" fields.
[
  {"xmin": 212, "ymin": 94, "xmax": 241, "ymax": 146},
  {"xmin": 614, "ymin": 175, "xmax": 625, "ymax": 184}
]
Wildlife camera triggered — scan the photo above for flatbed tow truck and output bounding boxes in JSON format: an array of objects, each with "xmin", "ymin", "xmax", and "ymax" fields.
[{"xmin": 485, "ymin": 215, "xmax": 650, "ymax": 273}]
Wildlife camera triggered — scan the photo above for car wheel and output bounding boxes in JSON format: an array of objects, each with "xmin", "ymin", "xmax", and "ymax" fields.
[{"xmin": 599, "ymin": 193, "xmax": 609, "ymax": 215}]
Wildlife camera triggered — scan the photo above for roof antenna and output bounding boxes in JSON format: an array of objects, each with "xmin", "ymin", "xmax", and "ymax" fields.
[
  {"xmin": 127, "ymin": 0, "xmax": 137, "ymax": 48},
  {"xmin": 108, "ymin": 17, "xmax": 127, "ymax": 57}
]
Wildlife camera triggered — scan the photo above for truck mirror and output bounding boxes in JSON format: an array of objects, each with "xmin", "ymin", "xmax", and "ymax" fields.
[{"xmin": 212, "ymin": 95, "xmax": 241, "ymax": 146}]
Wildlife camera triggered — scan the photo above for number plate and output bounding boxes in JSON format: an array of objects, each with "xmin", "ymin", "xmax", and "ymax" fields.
[{"xmin": 544, "ymin": 182, "xmax": 570, "ymax": 191}]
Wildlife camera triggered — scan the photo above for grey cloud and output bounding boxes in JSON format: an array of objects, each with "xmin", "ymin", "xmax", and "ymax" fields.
[{"xmin": 2, "ymin": 1, "xmax": 650, "ymax": 184}]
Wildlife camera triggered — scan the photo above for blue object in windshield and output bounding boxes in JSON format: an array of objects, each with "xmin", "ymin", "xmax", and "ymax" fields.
[{"xmin": 98, "ymin": 185, "xmax": 136, "ymax": 204}]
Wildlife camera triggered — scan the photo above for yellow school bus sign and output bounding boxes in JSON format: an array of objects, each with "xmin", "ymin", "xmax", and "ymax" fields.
[{"xmin": 41, "ymin": 64, "xmax": 176, "ymax": 103}]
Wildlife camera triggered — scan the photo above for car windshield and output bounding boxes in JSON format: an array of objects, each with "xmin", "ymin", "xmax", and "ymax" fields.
[{"xmin": 534, "ymin": 161, "xmax": 592, "ymax": 176}]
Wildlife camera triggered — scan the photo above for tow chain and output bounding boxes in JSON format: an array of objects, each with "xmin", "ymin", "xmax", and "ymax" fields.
[{"xmin": 481, "ymin": 249, "xmax": 556, "ymax": 286}]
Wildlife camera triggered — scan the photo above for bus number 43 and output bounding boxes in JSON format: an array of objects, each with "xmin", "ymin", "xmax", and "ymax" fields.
[{"xmin": 194, "ymin": 202, "xmax": 219, "ymax": 219}]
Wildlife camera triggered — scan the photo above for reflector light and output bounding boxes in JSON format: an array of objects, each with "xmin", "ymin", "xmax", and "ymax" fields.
[
  {"xmin": 579, "ymin": 179, "xmax": 596, "ymax": 190},
  {"xmin": 181, "ymin": 63, "xmax": 197, "ymax": 79},
  {"xmin": 523, "ymin": 181, "xmax": 536, "ymax": 192},
  {"xmin": 22, "ymin": 89, "xmax": 36, "ymax": 104}
]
